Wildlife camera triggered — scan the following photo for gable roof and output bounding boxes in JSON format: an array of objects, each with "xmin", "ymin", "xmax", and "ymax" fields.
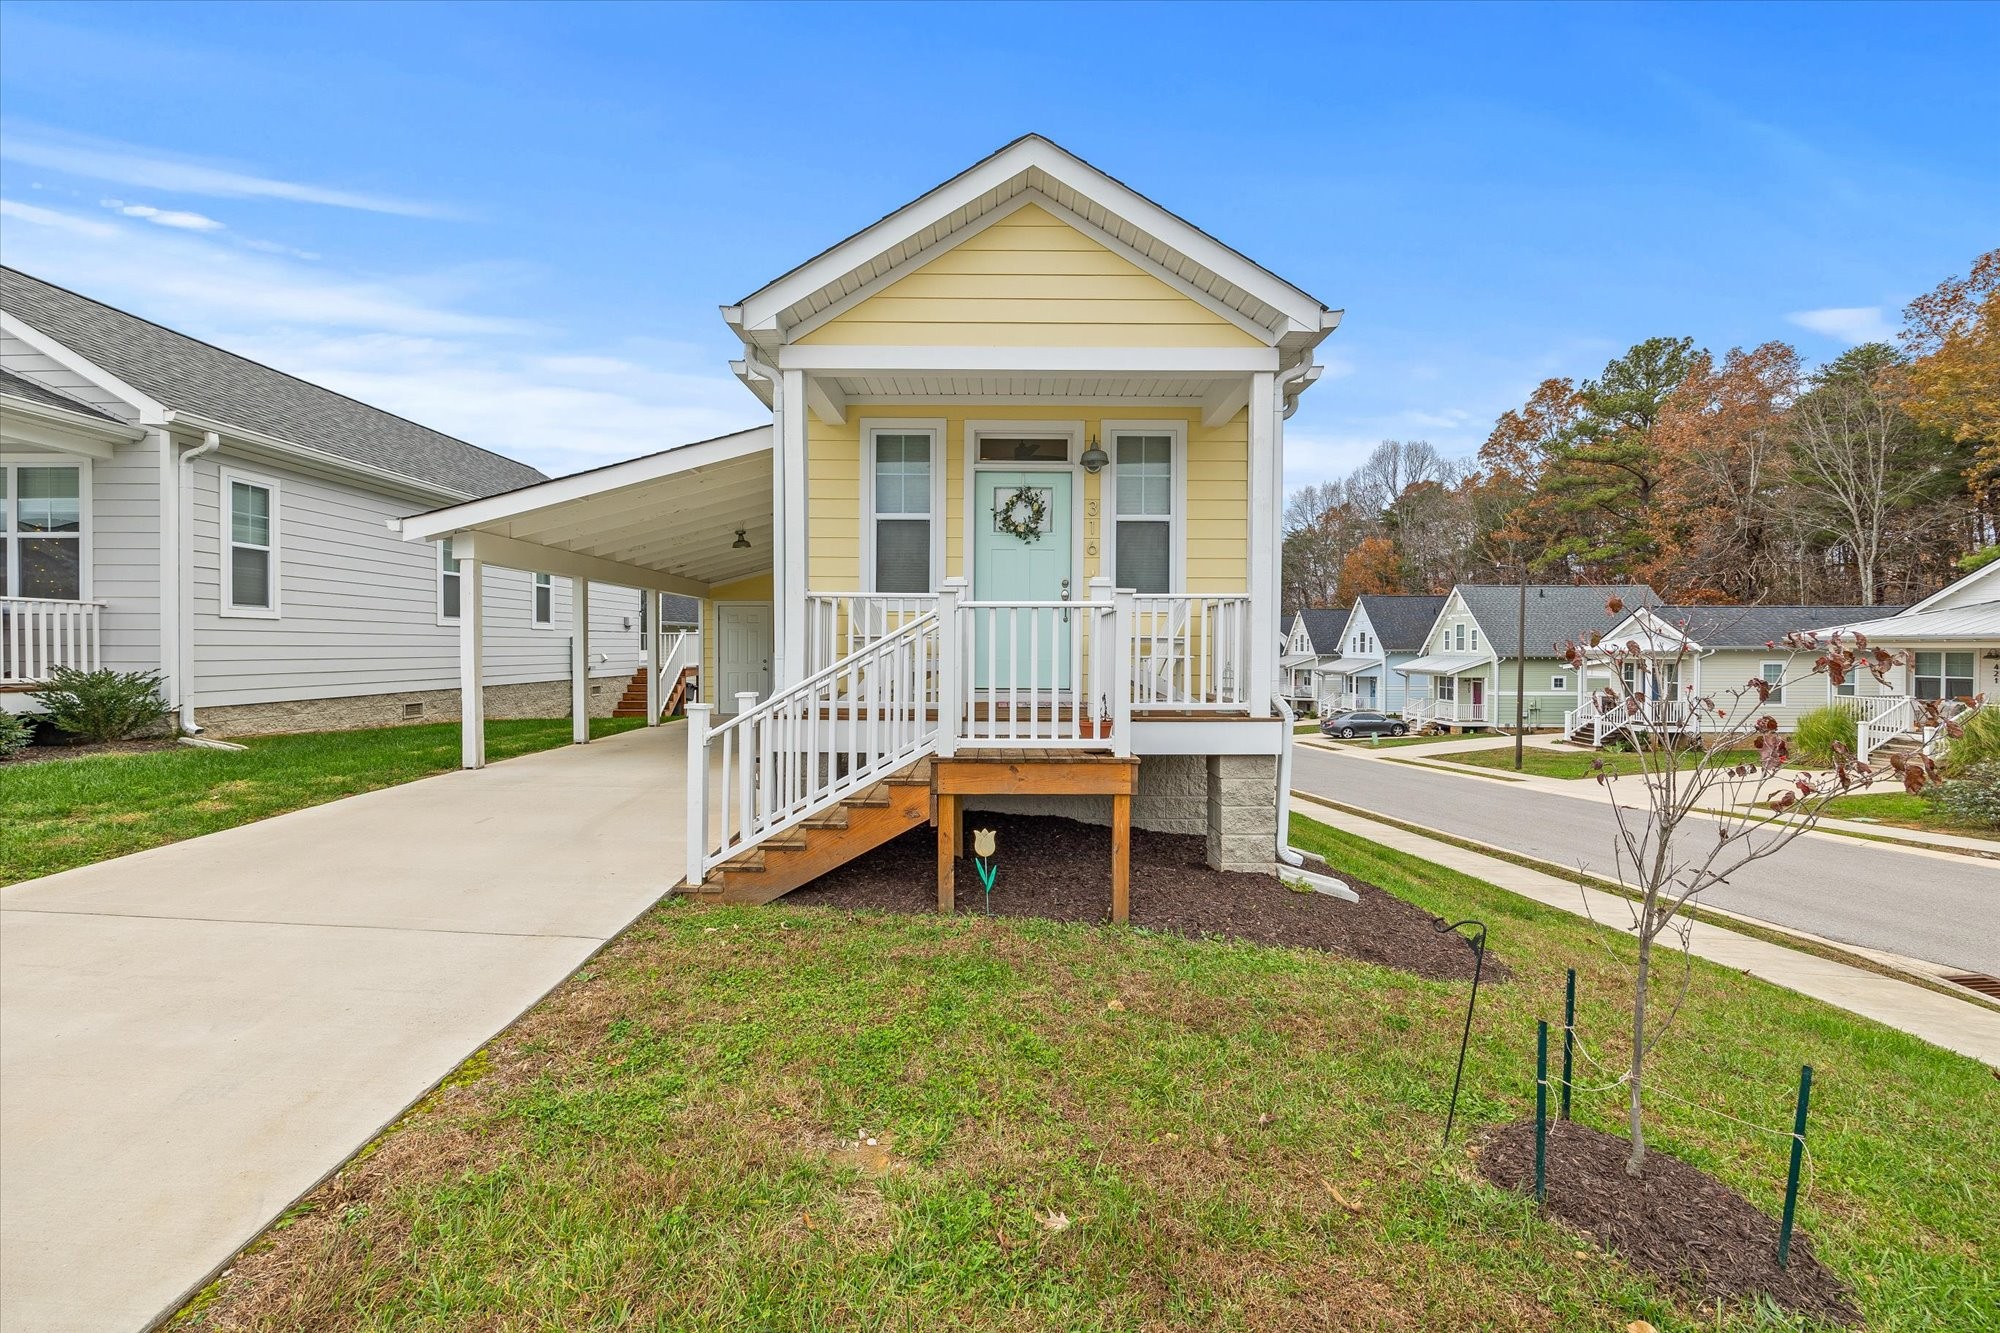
[
  {"xmin": 1456, "ymin": 584, "xmax": 1663, "ymax": 658},
  {"xmin": 726, "ymin": 134, "xmax": 1339, "ymax": 354},
  {"xmin": 1907, "ymin": 558, "xmax": 2000, "ymax": 614},
  {"xmin": 1296, "ymin": 607, "xmax": 1350, "ymax": 652},
  {"xmin": 2, "ymin": 267, "xmax": 545, "ymax": 499},
  {"xmin": 1351, "ymin": 594, "xmax": 1448, "ymax": 652},
  {"xmin": 0, "ymin": 366, "xmax": 121, "ymax": 421},
  {"xmin": 1645, "ymin": 604, "xmax": 1910, "ymax": 649}
]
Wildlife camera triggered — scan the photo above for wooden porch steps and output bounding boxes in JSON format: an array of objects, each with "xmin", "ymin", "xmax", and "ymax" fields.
[
  {"xmin": 680, "ymin": 758, "xmax": 935, "ymax": 906},
  {"xmin": 612, "ymin": 666, "xmax": 698, "ymax": 721}
]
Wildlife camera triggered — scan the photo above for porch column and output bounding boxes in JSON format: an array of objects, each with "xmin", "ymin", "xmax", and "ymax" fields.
[
  {"xmin": 645, "ymin": 599, "xmax": 662, "ymax": 726},
  {"xmin": 459, "ymin": 556, "xmax": 485, "ymax": 769},
  {"xmin": 571, "ymin": 576, "xmax": 591, "ymax": 744},
  {"xmin": 775, "ymin": 367, "xmax": 810, "ymax": 690},
  {"xmin": 1246, "ymin": 370, "xmax": 1277, "ymax": 717}
]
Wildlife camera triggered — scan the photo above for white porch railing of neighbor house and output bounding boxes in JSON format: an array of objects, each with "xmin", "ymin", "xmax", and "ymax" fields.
[
  {"xmin": 1404, "ymin": 692, "xmax": 1487, "ymax": 728},
  {"xmin": 1, "ymin": 597, "xmax": 104, "ymax": 684},
  {"xmin": 1856, "ymin": 695, "xmax": 1917, "ymax": 766},
  {"xmin": 1563, "ymin": 696, "xmax": 1703, "ymax": 746}
]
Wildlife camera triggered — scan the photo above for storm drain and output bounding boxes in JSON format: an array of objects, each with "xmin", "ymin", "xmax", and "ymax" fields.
[{"xmin": 1943, "ymin": 973, "xmax": 2000, "ymax": 1001}]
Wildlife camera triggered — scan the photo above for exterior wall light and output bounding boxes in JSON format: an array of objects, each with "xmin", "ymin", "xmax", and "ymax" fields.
[{"xmin": 1079, "ymin": 433, "xmax": 1109, "ymax": 474}]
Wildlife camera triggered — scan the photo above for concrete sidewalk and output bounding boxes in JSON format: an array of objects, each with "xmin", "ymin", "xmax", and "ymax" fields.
[
  {"xmin": 0, "ymin": 722, "xmax": 687, "ymax": 1333},
  {"xmin": 1294, "ymin": 794, "xmax": 2000, "ymax": 1066}
]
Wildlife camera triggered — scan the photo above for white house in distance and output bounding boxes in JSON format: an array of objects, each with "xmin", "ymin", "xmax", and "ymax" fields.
[
  {"xmin": 1568, "ymin": 602, "xmax": 1908, "ymax": 749},
  {"xmin": 398, "ymin": 134, "xmax": 1345, "ymax": 913},
  {"xmin": 0, "ymin": 267, "xmax": 677, "ymax": 733},
  {"xmin": 1280, "ymin": 607, "xmax": 1348, "ymax": 713},
  {"xmin": 1830, "ymin": 559, "xmax": 1998, "ymax": 762},
  {"xmin": 1398, "ymin": 584, "xmax": 1662, "ymax": 732},
  {"xmin": 1317, "ymin": 592, "xmax": 1446, "ymax": 716}
]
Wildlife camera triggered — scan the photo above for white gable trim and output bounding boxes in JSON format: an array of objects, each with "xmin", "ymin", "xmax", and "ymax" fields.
[
  {"xmin": 1908, "ymin": 558, "xmax": 2000, "ymax": 614},
  {"xmin": 0, "ymin": 311, "xmax": 163, "ymax": 422},
  {"xmin": 730, "ymin": 136, "xmax": 1329, "ymax": 337}
]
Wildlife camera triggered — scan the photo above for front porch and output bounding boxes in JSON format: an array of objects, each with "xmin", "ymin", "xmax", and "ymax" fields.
[
  {"xmin": 1398, "ymin": 653, "xmax": 1493, "ymax": 730},
  {"xmin": 1, "ymin": 596, "xmax": 104, "ymax": 702}
]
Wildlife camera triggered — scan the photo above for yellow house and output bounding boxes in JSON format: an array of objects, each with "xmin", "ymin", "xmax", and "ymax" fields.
[{"xmin": 401, "ymin": 135, "xmax": 1343, "ymax": 909}]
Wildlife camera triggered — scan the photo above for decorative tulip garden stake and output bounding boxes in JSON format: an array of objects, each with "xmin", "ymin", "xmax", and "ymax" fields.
[{"xmin": 972, "ymin": 828, "xmax": 999, "ymax": 913}]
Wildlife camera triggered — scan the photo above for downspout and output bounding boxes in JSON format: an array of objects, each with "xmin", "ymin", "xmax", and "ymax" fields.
[
  {"xmin": 175, "ymin": 431, "xmax": 221, "ymax": 732},
  {"xmin": 1268, "ymin": 355, "xmax": 1321, "ymax": 875}
]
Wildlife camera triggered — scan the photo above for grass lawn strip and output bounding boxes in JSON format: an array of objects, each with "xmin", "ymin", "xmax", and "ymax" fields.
[
  {"xmin": 0, "ymin": 717, "xmax": 643, "ymax": 886},
  {"xmin": 1437, "ymin": 744, "xmax": 1763, "ymax": 781},
  {"xmin": 170, "ymin": 817, "xmax": 1997, "ymax": 1331},
  {"xmin": 1819, "ymin": 791, "xmax": 1996, "ymax": 842}
]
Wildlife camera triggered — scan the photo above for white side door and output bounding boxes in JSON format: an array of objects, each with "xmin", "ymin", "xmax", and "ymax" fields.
[{"xmin": 716, "ymin": 603, "xmax": 773, "ymax": 713}]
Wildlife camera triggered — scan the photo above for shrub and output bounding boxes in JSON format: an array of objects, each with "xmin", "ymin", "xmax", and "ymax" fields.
[
  {"xmin": 29, "ymin": 666, "xmax": 171, "ymax": 743},
  {"xmin": 1943, "ymin": 705, "xmax": 2000, "ymax": 775},
  {"xmin": 0, "ymin": 710, "xmax": 30, "ymax": 759},
  {"xmin": 1792, "ymin": 703, "xmax": 1859, "ymax": 766},
  {"xmin": 1934, "ymin": 762, "xmax": 2000, "ymax": 830}
]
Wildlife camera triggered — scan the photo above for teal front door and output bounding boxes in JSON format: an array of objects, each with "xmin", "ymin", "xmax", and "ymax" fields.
[{"xmin": 973, "ymin": 469, "xmax": 1073, "ymax": 690}]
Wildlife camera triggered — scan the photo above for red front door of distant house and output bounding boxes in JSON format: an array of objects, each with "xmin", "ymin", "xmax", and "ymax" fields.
[{"xmin": 1469, "ymin": 678, "xmax": 1485, "ymax": 720}]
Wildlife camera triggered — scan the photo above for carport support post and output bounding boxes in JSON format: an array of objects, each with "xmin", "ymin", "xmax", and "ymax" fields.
[
  {"xmin": 685, "ymin": 703, "xmax": 711, "ymax": 888},
  {"xmin": 571, "ymin": 576, "xmax": 590, "ymax": 744},
  {"xmin": 459, "ymin": 556, "xmax": 486, "ymax": 769},
  {"xmin": 645, "ymin": 597, "xmax": 662, "ymax": 726}
]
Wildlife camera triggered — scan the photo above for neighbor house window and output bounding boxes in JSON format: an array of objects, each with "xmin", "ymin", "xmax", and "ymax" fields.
[
  {"xmin": 1550, "ymin": 674, "xmax": 1567, "ymax": 692},
  {"xmin": 531, "ymin": 572, "xmax": 553, "ymax": 627},
  {"xmin": 1914, "ymin": 650, "xmax": 1974, "ymax": 700},
  {"xmin": 1758, "ymin": 661, "xmax": 1786, "ymax": 705},
  {"xmin": 1437, "ymin": 675, "xmax": 1456, "ymax": 702},
  {"xmin": 221, "ymin": 471, "xmax": 278, "ymax": 616},
  {"xmin": 2, "ymin": 463, "xmax": 84, "ymax": 600},
  {"xmin": 1113, "ymin": 431, "xmax": 1175, "ymax": 594},
  {"xmin": 439, "ymin": 537, "xmax": 461, "ymax": 621},
  {"xmin": 1454, "ymin": 624, "xmax": 1466, "ymax": 652},
  {"xmin": 868, "ymin": 429, "xmax": 934, "ymax": 594}
]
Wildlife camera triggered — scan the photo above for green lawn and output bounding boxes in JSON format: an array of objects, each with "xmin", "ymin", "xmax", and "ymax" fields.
[
  {"xmin": 1820, "ymin": 790, "xmax": 1994, "ymax": 839},
  {"xmin": 1312, "ymin": 733, "xmax": 1439, "ymax": 749},
  {"xmin": 172, "ymin": 816, "xmax": 1997, "ymax": 1332},
  {"xmin": 1443, "ymin": 744, "xmax": 1761, "ymax": 780},
  {"xmin": 0, "ymin": 717, "xmax": 643, "ymax": 885}
]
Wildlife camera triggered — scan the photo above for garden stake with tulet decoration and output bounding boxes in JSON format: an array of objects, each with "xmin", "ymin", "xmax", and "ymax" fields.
[{"xmin": 972, "ymin": 828, "xmax": 999, "ymax": 914}]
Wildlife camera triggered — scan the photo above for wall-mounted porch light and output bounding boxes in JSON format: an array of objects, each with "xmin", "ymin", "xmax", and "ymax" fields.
[
  {"xmin": 1079, "ymin": 433, "xmax": 1109, "ymax": 474},
  {"xmin": 732, "ymin": 528, "xmax": 751, "ymax": 549}
]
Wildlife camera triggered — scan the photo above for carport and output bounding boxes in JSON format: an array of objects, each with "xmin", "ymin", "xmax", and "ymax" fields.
[{"xmin": 399, "ymin": 426, "xmax": 773, "ymax": 767}]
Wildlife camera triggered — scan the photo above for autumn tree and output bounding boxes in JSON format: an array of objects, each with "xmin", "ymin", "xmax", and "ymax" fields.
[
  {"xmin": 1337, "ymin": 535, "xmax": 1404, "ymax": 603},
  {"xmin": 1899, "ymin": 248, "xmax": 2000, "ymax": 499}
]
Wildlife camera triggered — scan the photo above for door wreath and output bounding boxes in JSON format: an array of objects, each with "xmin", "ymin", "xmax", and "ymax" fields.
[{"xmin": 992, "ymin": 484, "xmax": 1049, "ymax": 542}]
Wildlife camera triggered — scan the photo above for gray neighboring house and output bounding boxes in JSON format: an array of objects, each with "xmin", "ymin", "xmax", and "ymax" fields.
[
  {"xmin": 1398, "ymin": 583, "xmax": 1664, "ymax": 731},
  {"xmin": 1, "ymin": 266, "xmax": 667, "ymax": 734},
  {"xmin": 1317, "ymin": 593, "xmax": 1447, "ymax": 716}
]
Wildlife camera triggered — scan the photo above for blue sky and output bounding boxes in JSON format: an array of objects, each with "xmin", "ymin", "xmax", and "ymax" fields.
[{"xmin": 2, "ymin": 1, "xmax": 1995, "ymax": 486}]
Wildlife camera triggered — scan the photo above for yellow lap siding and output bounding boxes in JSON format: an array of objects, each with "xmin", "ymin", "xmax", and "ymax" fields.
[{"xmin": 796, "ymin": 204, "xmax": 1265, "ymax": 350}]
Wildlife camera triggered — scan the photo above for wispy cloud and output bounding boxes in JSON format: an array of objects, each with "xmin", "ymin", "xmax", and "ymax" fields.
[
  {"xmin": 1786, "ymin": 306, "xmax": 1896, "ymax": 345},
  {"xmin": 0, "ymin": 195, "xmax": 754, "ymax": 474},
  {"xmin": 101, "ymin": 198, "xmax": 225, "ymax": 231},
  {"xmin": 2, "ymin": 126, "xmax": 450, "ymax": 218}
]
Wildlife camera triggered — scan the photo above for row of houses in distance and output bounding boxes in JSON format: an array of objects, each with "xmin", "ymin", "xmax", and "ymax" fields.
[{"xmin": 1284, "ymin": 567, "xmax": 1997, "ymax": 759}]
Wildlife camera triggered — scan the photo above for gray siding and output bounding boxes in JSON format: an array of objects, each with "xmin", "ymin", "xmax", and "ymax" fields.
[
  {"xmin": 91, "ymin": 432, "xmax": 163, "ymax": 673},
  {"xmin": 186, "ymin": 449, "xmax": 642, "ymax": 708}
]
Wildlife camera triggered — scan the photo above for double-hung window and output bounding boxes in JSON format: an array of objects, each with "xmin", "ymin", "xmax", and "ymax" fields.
[
  {"xmin": 439, "ymin": 537, "xmax": 462, "ymax": 621},
  {"xmin": 1112, "ymin": 431, "xmax": 1175, "ymax": 594},
  {"xmin": 3, "ymin": 463, "xmax": 84, "ymax": 600},
  {"xmin": 1914, "ymin": 650, "xmax": 1974, "ymax": 700},
  {"xmin": 1758, "ymin": 661, "xmax": 1786, "ymax": 705},
  {"xmin": 868, "ymin": 429, "xmax": 934, "ymax": 594},
  {"xmin": 221, "ymin": 470, "xmax": 278, "ymax": 616},
  {"xmin": 531, "ymin": 572, "xmax": 553, "ymax": 627}
]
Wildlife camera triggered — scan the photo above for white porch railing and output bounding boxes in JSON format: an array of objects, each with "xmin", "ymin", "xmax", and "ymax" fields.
[
  {"xmin": 805, "ymin": 593, "xmax": 937, "ymax": 675},
  {"xmin": 1856, "ymin": 695, "xmax": 1914, "ymax": 766},
  {"xmin": 1403, "ymin": 694, "xmax": 1488, "ymax": 727},
  {"xmin": 687, "ymin": 611, "xmax": 941, "ymax": 884},
  {"xmin": 1, "ymin": 597, "xmax": 104, "ymax": 684},
  {"xmin": 948, "ymin": 589, "xmax": 1119, "ymax": 749},
  {"xmin": 1130, "ymin": 594, "xmax": 1251, "ymax": 710}
]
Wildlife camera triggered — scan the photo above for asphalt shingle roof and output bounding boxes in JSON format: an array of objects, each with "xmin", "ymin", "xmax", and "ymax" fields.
[
  {"xmin": 1653, "ymin": 604, "xmax": 1911, "ymax": 648},
  {"xmin": 1458, "ymin": 584, "xmax": 1663, "ymax": 658},
  {"xmin": 2, "ymin": 267, "xmax": 546, "ymax": 498},
  {"xmin": 1297, "ymin": 607, "xmax": 1350, "ymax": 652},
  {"xmin": 0, "ymin": 366, "xmax": 122, "ymax": 421},
  {"xmin": 1351, "ymin": 594, "xmax": 1448, "ymax": 653}
]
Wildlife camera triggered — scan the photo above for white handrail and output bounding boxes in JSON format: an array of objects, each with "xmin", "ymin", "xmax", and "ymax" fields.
[
  {"xmin": 1, "ymin": 597, "xmax": 105, "ymax": 684},
  {"xmin": 805, "ymin": 593, "xmax": 937, "ymax": 675},
  {"xmin": 1857, "ymin": 695, "xmax": 1915, "ymax": 766}
]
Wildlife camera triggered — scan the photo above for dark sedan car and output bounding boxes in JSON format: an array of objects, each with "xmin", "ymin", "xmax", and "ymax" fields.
[{"xmin": 1319, "ymin": 709, "xmax": 1409, "ymax": 739}]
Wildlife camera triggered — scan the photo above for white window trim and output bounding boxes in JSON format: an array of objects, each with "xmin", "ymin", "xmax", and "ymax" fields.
[
  {"xmin": 437, "ymin": 537, "xmax": 460, "ymax": 626},
  {"xmin": 859, "ymin": 417, "xmax": 947, "ymax": 594},
  {"xmin": 960, "ymin": 418, "xmax": 1086, "ymax": 597},
  {"xmin": 1550, "ymin": 674, "xmax": 1567, "ymax": 691},
  {"xmin": 1101, "ymin": 419, "xmax": 1187, "ymax": 595},
  {"xmin": 1758, "ymin": 660, "xmax": 1786, "ymax": 706},
  {"xmin": 218, "ymin": 466, "xmax": 281, "ymax": 619},
  {"xmin": 0, "ymin": 455, "xmax": 92, "ymax": 602},
  {"xmin": 530, "ymin": 571, "xmax": 554, "ymax": 629}
]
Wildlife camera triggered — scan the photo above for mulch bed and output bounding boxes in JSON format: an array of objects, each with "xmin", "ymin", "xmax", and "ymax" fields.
[
  {"xmin": 787, "ymin": 812, "xmax": 1503, "ymax": 982},
  {"xmin": 1477, "ymin": 1119, "xmax": 1859, "ymax": 1325}
]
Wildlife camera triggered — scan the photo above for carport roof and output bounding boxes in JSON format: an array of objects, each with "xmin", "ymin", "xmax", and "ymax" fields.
[{"xmin": 400, "ymin": 425, "xmax": 773, "ymax": 595}]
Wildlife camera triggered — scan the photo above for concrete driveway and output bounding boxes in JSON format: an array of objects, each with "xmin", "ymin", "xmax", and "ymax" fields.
[{"xmin": 1, "ymin": 722, "xmax": 687, "ymax": 1333}]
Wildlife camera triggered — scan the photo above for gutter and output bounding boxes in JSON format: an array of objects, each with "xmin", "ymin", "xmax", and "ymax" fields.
[
  {"xmin": 162, "ymin": 410, "xmax": 475, "ymax": 506},
  {"xmin": 1270, "ymin": 693, "xmax": 1359, "ymax": 901},
  {"xmin": 175, "ymin": 431, "xmax": 221, "ymax": 732}
]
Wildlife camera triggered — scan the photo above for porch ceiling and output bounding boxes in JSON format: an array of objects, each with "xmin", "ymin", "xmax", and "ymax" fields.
[{"xmin": 400, "ymin": 426, "xmax": 774, "ymax": 594}]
